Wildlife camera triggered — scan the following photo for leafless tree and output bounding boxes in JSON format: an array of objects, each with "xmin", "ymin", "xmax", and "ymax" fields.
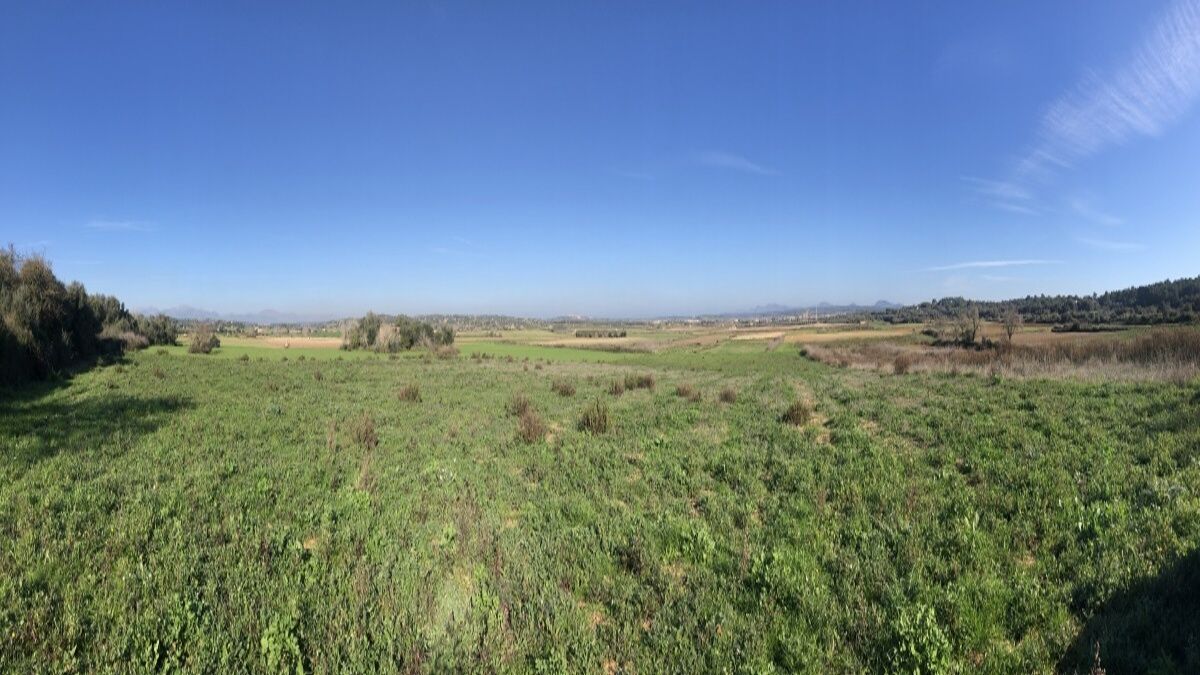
[{"xmin": 1002, "ymin": 307, "xmax": 1023, "ymax": 343}]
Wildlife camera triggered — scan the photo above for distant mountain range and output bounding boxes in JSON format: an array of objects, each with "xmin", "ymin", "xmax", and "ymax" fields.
[
  {"xmin": 137, "ymin": 301, "xmax": 902, "ymax": 324},
  {"xmin": 136, "ymin": 306, "xmax": 339, "ymax": 325}
]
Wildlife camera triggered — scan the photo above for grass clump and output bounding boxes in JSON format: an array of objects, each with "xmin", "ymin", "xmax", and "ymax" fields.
[
  {"xmin": 608, "ymin": 380, "xmax": 625, "ymax": 396},
  {"xmin": 781, "ymin": 399, "xmax": 812, "ymax": 426},
  {"xmin": 507, "ymin": 392, "xmax": 533, "ymax": 417},
  {"xmin": 350, "ymin": 414, "xmax": 378, "ymax": 451},
  {"xmin": 674, "ymin": 383, "xmax": 702, "ymax": 402},
  {"xmin": 516, "ymin": 409, "xmax": 546, "ymax": 444},
  {"xmin": 397, "ymin": 384, "xmax": 421, "ymax": 402},
  {"xmin": 624, "ymin": 373, "xmax": 655, "ymax": 390},
  {"xmin": 578, "ymin": 398, "xmax": 610, "ymax": 434},
  {"xmin": 551, "ymin": 379, "xmax": 576, "ymax": 397},
  {"xmin": 718, "ymin": 386, "xmax": 737, "ymax": 404}
]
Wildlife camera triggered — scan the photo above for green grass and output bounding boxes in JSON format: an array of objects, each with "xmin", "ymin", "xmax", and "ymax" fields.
[{"xmin": 1, "ymin": 344, "xmax": 1197, "ymax": 673}]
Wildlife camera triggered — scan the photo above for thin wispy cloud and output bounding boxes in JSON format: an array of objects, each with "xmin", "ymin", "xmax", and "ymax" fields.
[
  {"xmin": 694, "ymin": 151, "xmax": 777, "ymax": 175},
  {"xmin": 974, "ymin": 0, "xmax": 1200, "ymax": 212},
  {"xmin": 1019, "ymin": 0, "xmax": 1200, "ymax": 179},
  {"xmin": 925, "ymin": 259, "xmax": 1061, "ymax": 272},
  {"xmin": 1077, "ymin": 236, "xmax": 1146, "ymax": 251},
  {"xmin": 1068, "ymin": 197, "xmax": 1124, "ymax": 226},
  {"xmin": 85, "ymin": 219, "xmax": 155, "ymax": 232},
  {"xmin": 961, "ymin": 176, "xmax": 1042, "ymax": 215}
]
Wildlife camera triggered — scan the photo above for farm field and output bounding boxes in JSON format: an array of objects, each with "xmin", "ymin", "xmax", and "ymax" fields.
[{"xmin": 2, "ymin": 336, "xmax": 1198, "ymax": 673}]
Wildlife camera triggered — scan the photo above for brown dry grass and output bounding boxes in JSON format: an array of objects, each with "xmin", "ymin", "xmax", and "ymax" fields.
[
  {"xmin": 803, "ymin": 327, "xmax": 1200, "ymax": 382},
  {"xmin": 516, "ymin": 409, "xmax": 546, "ymax": 444}
]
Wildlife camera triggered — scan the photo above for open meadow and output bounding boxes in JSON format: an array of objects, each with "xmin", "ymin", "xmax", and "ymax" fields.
[{"xmin": 2, "ymin": 328, "xmax": 1198, "ymax": 673}]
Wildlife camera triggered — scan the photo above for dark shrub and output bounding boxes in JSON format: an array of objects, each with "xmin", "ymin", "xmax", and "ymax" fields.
[
  {"xmin": 351, "ymin": 414, "xmax": 378, "ymax": 451},
  {"xmin": 719, "ymin": 386, "xmax": 737, "ymax": 404},
  {"xmin": 782, "ymin": 400, "xmax": 812, "ymax": 426},
  {"xmin": 675, "ymin": 384, "xmax": 701, "ymax": 402},
  {"xmin": 578, "ymin": 399, "xmax": 610, "ymax": 434},
  {"xmin": 398, "ymin": 384, "xmax": 421, "ymax": 402},
  {"xmin": 507, "ymin": 392, "xmax": 533, "ymax": 417},
  {"xmin": 551, "ymin": 379, "xmax": 576, "ymax": 397},
  {"xmin": 517, "ymin": 409, "xmax": 546, "ymax": 444},
  {"xmin": 608, "ymin": 380, "xmax": 625, "ymax": 396}
]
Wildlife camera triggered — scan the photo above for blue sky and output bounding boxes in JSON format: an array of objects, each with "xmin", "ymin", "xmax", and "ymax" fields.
[{"xmin": 2, "ymin": 1, "xmax": 1199, "ymax": 318}]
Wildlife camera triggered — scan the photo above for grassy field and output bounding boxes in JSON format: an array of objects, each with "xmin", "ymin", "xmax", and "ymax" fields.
[{"xmin": 2, "ymin": 337, "xmax": 1198, "ymax": 673}]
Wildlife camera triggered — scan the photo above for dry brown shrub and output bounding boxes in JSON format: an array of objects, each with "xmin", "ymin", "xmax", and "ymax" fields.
[
  {"xmin": 551, "ymin": 379, "xmax": 576, "ymax": 397},
  {"xmin": 782, "ymin": 400, "xmax": 812, "ymax": 426},
  {"xmin": 718, "ymin": 386, "xmax": 737, "ymax": 403},
  {"xmin": 351, "ymin": 414, "xmax": 378, "ymax": 451},
  {"xmin": 608, "ymin": 380, "xmax": 625, "ymax": 396},
  {"xmin": 674, "ymin": 384, "xmax": 702, "ymax": 402},
  {"xmin": 578, "ymin": 399, "xmax": 610, "ymax": 434},
  {"xmin": 398, "ymin": 384, "xmax": 421, "ymax": 402},
  {"xmin": 507, "ymin": 392, "xmax": 533, "ymax": 417},
  {"xmin": 516, "ymin": 409, "xmax": 546, "ymax": 443}
]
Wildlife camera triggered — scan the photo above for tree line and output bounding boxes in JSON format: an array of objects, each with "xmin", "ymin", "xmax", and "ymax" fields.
[
  {"xmin": 876, "ymin": 275, "xmax": 1200, "ymax": 326},
  {"xmin": 1, "ymin": 247, "xmax": 177, "ymax": 387}
]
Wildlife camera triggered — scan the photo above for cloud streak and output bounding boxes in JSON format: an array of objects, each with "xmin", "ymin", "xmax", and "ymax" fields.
[
  {"xmin": 694, "ymin": 151, "xmax": 777, "ymax": 175},
  {"xmin": 971, "ymin": 1, "xmax": 1200, "ymax": 214},
  {"xmin": 1018, "ymin": 0, "xmax": 1200, "ymax": 180},
  {"xmin": 925, "ymin": 259, "xmax": 1061, "ymax": 272}
]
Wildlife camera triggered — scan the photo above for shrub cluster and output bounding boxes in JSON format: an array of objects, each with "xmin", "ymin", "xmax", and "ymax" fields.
[
  {"xmin": 1, "ymin": 247, "xmax": 176, "ymax": 385},
  {"xmin": 188, "ymin": 325, "xmax": 221, "ymax": 354},
  {"xmin": 342, "ymin": 313, "xmax": 454, "ymax": 353},
  {"xmin": 624, "ymin": 373, "xmax": 655, "ymax": 390}
]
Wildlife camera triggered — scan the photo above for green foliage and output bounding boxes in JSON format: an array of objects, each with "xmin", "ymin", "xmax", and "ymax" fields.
[
  {"xmin": 888, "ymin": 603, "xmax": 951, "ymax": 675},
  {"xmin": 0, "ymin": 338, "xmax": 1197, "ymax": 672},
  {"xmin": 135, "ymin": 314, "xmax": 178, "ymax": 346},
  {"xmin": 0, "ymin": 246, "xmax": 148, "ymax": 386},
  {"xmin": 188, "ymin": 325, "xmax": 221, "ymax": 354},
  {"xmin": 879, "ymin": 274, "xmax": 1200, "ymax": 326},
  {"xmin": 342, "ymin": 313, "xmax": 454, "ymax": 353}
]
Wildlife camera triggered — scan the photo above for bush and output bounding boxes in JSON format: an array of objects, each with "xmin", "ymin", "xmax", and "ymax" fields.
[
  {"xmin": 782, "ymin": 400, "xmax": 812, "ymax": 426},
  {"xmin": 675, "ymin": 383, "xmax": 702, "ymax": 402},
  {"xmin": 351, "ymin": 414, "xmax": 378, "ymax": 451},
  {"xmin": 608, "ymin": 380, "xmax": 625, "ymax": 396},
  {"xmin": 507, "ymin": 392, "xmax": 533, "ymax": 417},
  {"xmin": 578, "ymin": 399, "xmax": 610, "ymax": 434},
  {"xmin": 135, "ymin": 313, "xmax": 178, "ymax": 346},
  {"xmin": 719, "ymin": 386, "xmax": 737, "ymax": 404},
  {"xmin": 624, "ymin": 373, "xmax": 655, "ymax": 390},
  {"xmin": 517, "ymin": 409, "xmax": 546, "ymax": 444},
  {"xmin": 551, "ymin": 379, "xmax": 576, "ymax": 397},
  {"xmin": 893, "ymin": 353, "xmax": 915, "ymax": 375},
  {"xmin": 188, "ymin": 325, "xmax": 221, "ymax": 354},
  {"xmin": 397, "ymin": 384, "xmax": 421, "ymax": 402}
]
